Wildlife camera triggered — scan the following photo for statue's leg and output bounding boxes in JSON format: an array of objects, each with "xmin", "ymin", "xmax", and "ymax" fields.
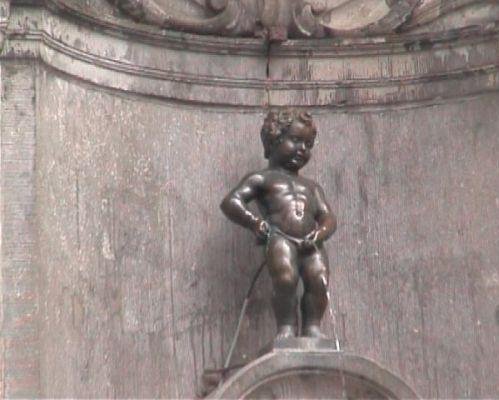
[
  {"xmin": 266, "ymin": 234, "xmax": 299, "ymax": 339},
  {"xmin": 300, "ymin": 247, "xmax": 329, "ymax": 338}
]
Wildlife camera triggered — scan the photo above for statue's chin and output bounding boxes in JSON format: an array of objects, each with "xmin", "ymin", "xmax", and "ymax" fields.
[{"xmin": 287, "ymin": 158, "xmax": 308, "ymax": 171}]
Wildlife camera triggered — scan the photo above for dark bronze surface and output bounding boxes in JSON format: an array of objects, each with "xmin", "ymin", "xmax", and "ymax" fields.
[{"xmin": 221, "ymin": 109, "xmax": 337, "ymax": 340}]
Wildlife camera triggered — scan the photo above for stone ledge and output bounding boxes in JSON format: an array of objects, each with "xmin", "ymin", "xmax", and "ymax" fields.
[
  {"xmin": 208, "ymin": 342, "xmax": 419, "ymax": 399},
  {"xmin": 3, "ymin": 3, "xmax": 499, "ymax": 108}
]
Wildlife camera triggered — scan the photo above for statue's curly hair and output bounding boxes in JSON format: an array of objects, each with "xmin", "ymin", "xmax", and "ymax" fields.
[{"xmin": 260, "ymin": 109, "xmax": 317, "ymax": 159}]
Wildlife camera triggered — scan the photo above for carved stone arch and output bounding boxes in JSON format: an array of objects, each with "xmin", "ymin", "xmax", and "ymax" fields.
[{"xmin": 209, "ymin": 346, "xmax": 418, "ymax": 399}]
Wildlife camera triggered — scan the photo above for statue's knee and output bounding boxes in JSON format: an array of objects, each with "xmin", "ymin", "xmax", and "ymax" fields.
[
  {"xmin": 274, "ymin": 269, "xmax": 298, "ymax": 293},
  {"xmin": 308, "ymin": 270, "xmax": 328, "ymax": 293}
]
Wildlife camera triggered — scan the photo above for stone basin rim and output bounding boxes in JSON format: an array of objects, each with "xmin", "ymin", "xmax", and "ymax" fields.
[{"xmin": 208, "ymin": 349, "xmax": 419, "ymax": 399}]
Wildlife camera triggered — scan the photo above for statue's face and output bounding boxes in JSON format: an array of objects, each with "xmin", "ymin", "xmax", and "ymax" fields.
[{"xmin": 272, "ymin": 120, "xmax": 315, "ymax": 171}]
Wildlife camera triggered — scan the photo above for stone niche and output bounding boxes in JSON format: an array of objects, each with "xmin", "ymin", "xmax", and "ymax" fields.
[{"xmin": 1, "ymin": 0, "xmax": 499, "ymax": 398}]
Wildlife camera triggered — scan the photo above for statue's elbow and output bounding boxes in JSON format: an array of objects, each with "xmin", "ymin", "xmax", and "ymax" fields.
[
  {"xmin": 220, "ymin": 196, "xmax": 233, "ymax": 216},
  {"xmin": 324, "ymin": 214, "xmax": 337, "ymax": 238}
]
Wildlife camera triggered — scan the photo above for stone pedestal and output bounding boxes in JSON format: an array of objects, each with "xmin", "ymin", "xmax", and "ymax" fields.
[{"xmin": 209, "ymin": 339, "xmax": 418, "ymax": 399}]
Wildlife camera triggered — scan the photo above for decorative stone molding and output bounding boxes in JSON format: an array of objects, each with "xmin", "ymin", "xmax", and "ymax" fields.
[
  {"xmin": 0, "ymin": 0, "xmax": 10, "ymax": 49},
  {"xmin": 110, "ymin": 0, "xmax": 243, "ymax": 36},
  {"xmin": 105, "ymin": 0, "xmax": 498, "ymax": 39},
  {"xmin": 402, "ymin": 0, "xmax": 496, "ymax": 32},
  {"xmin": 107, "ymin": 0, "xmax": 419, "ymax": 38},
  {"xmin": 3, "ymin": 2, "xmax": 499, "ymax": 108}
]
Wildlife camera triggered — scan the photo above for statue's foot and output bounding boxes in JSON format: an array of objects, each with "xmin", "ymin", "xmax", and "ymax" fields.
[
  {"xmin": 302, "ymin": 324, "xmax": 327, "ymax": 339},
  {"xmin": 275, "ymin": 324, "xmax": 296, "ymax": 341}
]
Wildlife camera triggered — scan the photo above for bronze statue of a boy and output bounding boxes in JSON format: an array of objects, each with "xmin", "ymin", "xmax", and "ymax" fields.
[{"xmin": 221, "ymin": 109, "xmax": 337, "ymax": 339}]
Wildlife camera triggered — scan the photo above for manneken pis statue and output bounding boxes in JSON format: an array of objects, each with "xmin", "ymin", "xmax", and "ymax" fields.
[{"xmin": 221, "ymin": 109, "xmax": 337, "ymax": 340}]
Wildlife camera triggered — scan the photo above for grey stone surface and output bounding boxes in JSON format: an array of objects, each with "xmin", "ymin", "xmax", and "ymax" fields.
[
  {"xmin": 0, "ymin": 61, "xmax": 39, "ymax": 398},
  {"xmin": 209, "ymin": 350, "xmax": 419, "ymax": 399},
  {"xmin": 33, "ymin": 71, "xmax": 499, "ymax": 398}
]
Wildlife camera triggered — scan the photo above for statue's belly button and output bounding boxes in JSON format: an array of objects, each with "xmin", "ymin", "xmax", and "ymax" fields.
[{"xmin": 295, "ymin": 200, "xmax": 305, "ymax": 218}]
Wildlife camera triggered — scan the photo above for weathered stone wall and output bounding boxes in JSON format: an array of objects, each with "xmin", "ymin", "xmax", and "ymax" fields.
[
  {"xmin": 1, "ymin": 0, "xmax": 499, "ymax": 398},
  {"xmin": 0, "ymin": 61, "xmax": 39, "ymax": 398},
  {"xmin": 36, "ymin": 70, "xmax": 269, "ymax": 398},
  {"xmin": 35, "ymin": 68, "xmax": 499, "ymax": 398}
]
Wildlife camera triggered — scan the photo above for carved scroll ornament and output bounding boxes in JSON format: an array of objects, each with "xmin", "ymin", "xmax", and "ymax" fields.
[
  {"xmin": 109, "ymin": 0, "xmax": 242, "ymax": 36},
  {"xmin": 109, "ymin": 0, "xmax": 422, "ymax": 38},
  {"xmin": 0, "ymin": 0, "xmax": 9, "ymax": 47}
]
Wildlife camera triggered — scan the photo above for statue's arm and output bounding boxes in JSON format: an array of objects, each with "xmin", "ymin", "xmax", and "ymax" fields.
[
  {"xmin": 220, "ymin": 172, "xmax": 266, "ymax": 233},
  {"xmin": 314, "ymin": 184, "xmax": 337, "ymax": 243}
]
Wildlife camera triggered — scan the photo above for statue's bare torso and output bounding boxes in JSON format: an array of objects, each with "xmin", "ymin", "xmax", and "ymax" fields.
[{"xmin": 256, "ymin": 169, "xmax": 319, "ymax": 239}]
